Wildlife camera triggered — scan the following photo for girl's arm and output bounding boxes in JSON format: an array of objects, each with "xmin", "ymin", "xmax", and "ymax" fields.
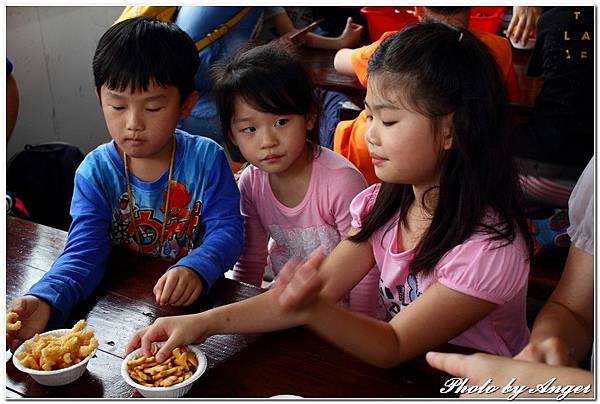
[
  {"xmin": 126, "ymin": 235, "xmax": 375, "ymax": 359},
  {"xmin": 128, "ymin": 269, "xmax": 315, "ymax": 361},
  {"xmin": 302, "ymin": 282, "xmax": 496, "ymax": 368},
  {"xmin": 231, "ymin": 170, "xmax": 270, "ymax": 287},
  {"xmin": 516, "ymin": 243, "xmax": 594, "ymax": 365}
]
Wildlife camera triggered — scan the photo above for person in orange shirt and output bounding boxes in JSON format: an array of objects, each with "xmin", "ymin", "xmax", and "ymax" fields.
[{"xmin": 334, "ymin": 6, "xmax": 521, "ymax": 185}]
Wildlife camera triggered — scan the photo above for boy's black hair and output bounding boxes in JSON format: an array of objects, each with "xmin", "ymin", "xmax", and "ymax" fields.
[
  {"xmin": 350, "ymin": 23, "xmax": 532, "ymax": 275},
  {"xmin": 93, "ymin": 16, "xmax": 199, "ymax": 101},
  {"xmin": 211, "ymin": 42, "xmax": 321, "ymax": 160}
]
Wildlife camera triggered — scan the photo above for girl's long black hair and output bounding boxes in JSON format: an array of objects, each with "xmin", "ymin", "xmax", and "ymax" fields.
[{"xmin": 349, "ymin": 23, "xmax": 532, "ymax": 275}]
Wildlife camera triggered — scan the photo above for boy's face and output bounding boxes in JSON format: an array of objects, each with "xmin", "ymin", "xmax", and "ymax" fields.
[{"xmin": 99, "ymin": 81, "xmax": 196, "ymax": 159}]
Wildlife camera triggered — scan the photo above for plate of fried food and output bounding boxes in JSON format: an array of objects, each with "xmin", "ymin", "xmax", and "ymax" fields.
[
  {"xmin": 12, "ymin": 318, "xmax": 99, "ymax": 386},
  {"xmin": 122, "ymin": 342, "xmax": 207, "ymax": 398}
]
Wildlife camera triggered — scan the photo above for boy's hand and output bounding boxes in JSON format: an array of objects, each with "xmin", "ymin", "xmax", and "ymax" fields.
[
  {"xmin": 6, "ymin": 296, "xmax": 52, "ymax": 352},
  {"xmin": 125, "ymin": 314, "xmax": 208, "ymax": 363},
  {"xmin": 153, "ymin": 266, "xmax": 203, "ymax": 307}
]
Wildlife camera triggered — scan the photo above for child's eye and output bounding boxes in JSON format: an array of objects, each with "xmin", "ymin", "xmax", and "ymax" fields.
[
  {"xmin": 111, "ymin": 106, "xmax": 125, "ymax": 111},
  {"xmin": 382, "ymin": 121, "xmax": 397, "ymax": 127},
  {"xmin": 274, "ymin": 118, "xmax": 289, "ymax": 127},
  {"xmin": 241, "ymin": 126, "xmax": 256, "ymax": 134},
  {"xmin": 145, "ymin": 107, "xmax": 162, "ymax": 112}
]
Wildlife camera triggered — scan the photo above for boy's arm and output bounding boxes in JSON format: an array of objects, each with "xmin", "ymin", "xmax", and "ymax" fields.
[
  {"xmin": 26, "ymin": 173, "xmax": 112, "ymax": 326},
  {"xmin": 172, "ymin": 149, "xmax": 244, "ymax": 294}
]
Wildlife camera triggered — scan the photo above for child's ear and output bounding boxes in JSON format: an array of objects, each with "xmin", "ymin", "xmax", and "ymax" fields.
[
  {"xmin": 228, "ymin": 131, "xmax": 238, "ymax": 147},
  {"xmin": 441, "ymin": 113, "xmax": 454, "ymax": 151},
  {"xmin": 179, "ymin": 91, "xmax": 199, "ymax": 118},
  {"xmin": 306, "ymin": 113, "xmax": 317, "ymax": 131}
]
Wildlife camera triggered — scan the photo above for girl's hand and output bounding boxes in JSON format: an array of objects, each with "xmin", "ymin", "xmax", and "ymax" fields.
[
  {"xmin": 153, "ymin": 266, "xmax": 203, "ymax": 306},
  {"xmin": 514, "ymin": 337, "xmax": 576, "ymax": 366},
  {"xmin": 337, "ymin": 17, "xmax": 363, "ymax": 49},
  {"xmin": 125, "ymin": 314, "xmax": 207, "ymax": 363},
  {"xmin": 506, "ymin": 6, "xmax": 543, "ymax": 46},
  {"xmin": 274, "ymin": 247, "xmax": 326, "ymax": 313}
]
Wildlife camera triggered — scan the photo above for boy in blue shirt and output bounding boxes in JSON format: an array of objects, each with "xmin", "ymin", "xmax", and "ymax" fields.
[{"xmin": 7, "ymin": 17, "xmax": 243, "ymax": 351}]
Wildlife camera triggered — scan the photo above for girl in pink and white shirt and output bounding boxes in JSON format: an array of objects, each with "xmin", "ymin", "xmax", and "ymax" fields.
[
  {"xmin": 210, "ymin": 42, "xmax": 380, "ymax": 316},
  {"xmin": 127, "ymin": 25, "xmax": 534, "ymax": 367}
]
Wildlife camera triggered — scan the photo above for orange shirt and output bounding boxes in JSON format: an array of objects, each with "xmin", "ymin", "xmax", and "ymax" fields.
[{"xmin": 334, "ymin": 29, "xmax": 521, "ymax": 185}]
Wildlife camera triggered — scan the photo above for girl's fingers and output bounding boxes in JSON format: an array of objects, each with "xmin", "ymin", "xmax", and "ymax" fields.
[
  {"xmin": 155, "ymin": 333, "xmax": 180, "ymax": 363},
  {"xmin": 425, "ymin": 351, "xmax": 468, "ymax": 378},
  {"xmin": 140, "ymin": 323, "xmax": 168, "ymax": 358},
  {"xmin": 278, "ymin": 261, "xmax": 322, "ymax": 310},
  {"xmin": 125, "ymin": 329, "xmax": 145, "ymax": 356},
  {"xmin": 306, "ymin": 246, "xmax": 327, "ymax": 268},
  {"xmin": 275, "ymin": 256, "xmax": 302, "ymax": 288}
]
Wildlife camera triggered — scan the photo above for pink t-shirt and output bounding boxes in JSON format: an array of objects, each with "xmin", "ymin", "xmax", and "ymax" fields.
[
  {"xmin": 233, "ymin": 147, "xmax": 380, "ymax": 316},
  {"xmin": 350, "ymin": 185, "xmax": 530, "ymax": 356}
]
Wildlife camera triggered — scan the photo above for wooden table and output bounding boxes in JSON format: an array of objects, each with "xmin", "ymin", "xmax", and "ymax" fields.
[
  {"xmin": 302, "ymin": 47, "xmax": 543, "ymax": 116},
  {"xmin": 6, "ymin": 216, "xmax": 471, "ymax": 398}
]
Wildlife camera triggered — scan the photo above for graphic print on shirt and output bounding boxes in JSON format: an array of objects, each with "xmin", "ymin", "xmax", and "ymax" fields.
[
  {"xmin": 267, "ymin": 224, "xmax": 341, "ymax": 275},
  {"xmin": 379, "ymin": 273, "xmax": 422, "ymax": 315},
  {"xmin": 111, "ymin": 180, "xmax": 202, "ymax": 259}
]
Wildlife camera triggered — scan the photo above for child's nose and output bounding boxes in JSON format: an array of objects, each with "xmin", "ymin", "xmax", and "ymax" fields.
[
  {"xmin": 260, "ymin": 129, "xmax": 278, "ymax": 148},
  {"xmin": 126, "ymin": 110, "xmax": 145, "ymax": 132},
  {"xmin": 365, "ymin": 120, "xmax": 379, "ymax": 146}
]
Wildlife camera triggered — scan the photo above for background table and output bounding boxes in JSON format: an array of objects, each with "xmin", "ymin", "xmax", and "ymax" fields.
[
  {"xmin": 6, "ymin": 216, "xmax": 470, "ymax": 398},
  {"xmin": 301, "ymin": 47, "xmax": 542, "ymax": 123}
]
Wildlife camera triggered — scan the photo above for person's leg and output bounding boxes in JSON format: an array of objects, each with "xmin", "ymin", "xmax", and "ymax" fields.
[{"xmin": 517, "ymin": 158, "xmax": 580, "ymax": 256}]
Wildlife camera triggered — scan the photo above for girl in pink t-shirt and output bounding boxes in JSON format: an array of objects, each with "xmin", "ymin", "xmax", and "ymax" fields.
[
  {"xmin": 210, "ymin": 42, "xmax": 380, "ymax": 316},
  {"xmin": 127, "ymin": 24, "xmax": 533, "ymax": 367}
]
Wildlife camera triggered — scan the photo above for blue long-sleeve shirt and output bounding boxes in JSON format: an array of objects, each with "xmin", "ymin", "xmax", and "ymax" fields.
[{"xmin": 28, "ymin": 130, "xmax": 243, "ymax": 326}]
